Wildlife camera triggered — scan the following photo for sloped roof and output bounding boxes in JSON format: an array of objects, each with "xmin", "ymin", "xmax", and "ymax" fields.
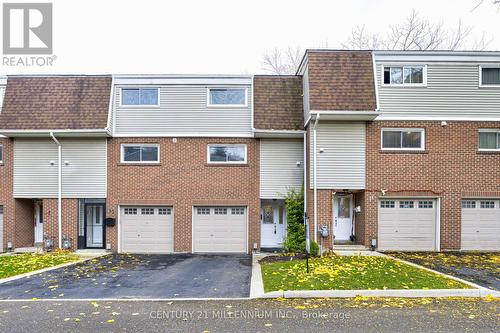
[
  {"xmin": 253, "ymin": 75, "xmax": 303, "ymax": 130},
  {"xmin": 306, "ymin": 51, "xmax": 377, "ymax": 111},
  {"xmin": 0, "ymin": 76, "xmax": 112, "ymax": 130}
]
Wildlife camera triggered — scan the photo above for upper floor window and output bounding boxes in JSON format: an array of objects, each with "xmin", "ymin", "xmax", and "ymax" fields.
[
  {"xmin": 480, "ymin": 67, "xmax": 500, "ymax": 86},
  {"xmin": 207, "ymin": 144, "xmax": 247, "ymax": 164},
  {"xmin": 381, "ymin": 128, "xmax": 425, "ymax": 151},
  {"xmin": 121, "ymin": 144, "xmax": 159, "ymax": 163},
  {"xmin": 383, "ymin": 66, "xmax": 425, "ymax": 86},
  {"xmin": 0, "ymin": 144, "xmax": 3, "ymax": 163},
  {"xmin": 207, "ymin": 88, "xmax": 247, "ymax": 107},
  {"xmin": 121, "ymin": 88, "xmax": 159, "ymax": 106},
  {"xmin": 478, "ymin": 130, "xmax": 500, "ymax": 151}
]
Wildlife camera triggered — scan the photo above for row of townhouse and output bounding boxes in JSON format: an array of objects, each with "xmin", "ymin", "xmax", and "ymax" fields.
[{"xmin": 0, "ymin": 50, "xmax": 499, "ymax": 254}]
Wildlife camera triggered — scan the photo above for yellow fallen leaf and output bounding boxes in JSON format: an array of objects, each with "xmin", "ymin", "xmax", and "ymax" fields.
[{"xmin": 106, "ymin": 319, "xmax": 115, "ymax": 323}]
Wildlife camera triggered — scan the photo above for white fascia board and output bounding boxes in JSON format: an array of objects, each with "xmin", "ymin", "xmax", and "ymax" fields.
[
  {"xmin": 310, "ymin": 110, "xmax": 380, "ymax": 121},
  {"xmin": 253, "ymin": 129, "xmax": 305, "ymax": 138},
  {"xmin": 106, "ymin": 76, "xmax": 115, "ymax": 134},
  {"xmin": 113, "ymin": 75, "xmax": 252, "ymax": 85},
  {"xmin": 111, "ymin": 133, "xmax": 255, "ymax": 138},
  {"xmin": 374, "ymin": 51, "xmax": 500, "ymax": 63},
  {"xmin": 0, "ymin": 129, "xmax": 110, "ymax": 137},
  {"xmin": 375, "ymin": 115, "xmax": 500, "ymax": 122},
  {"xmin": 0, "ymin": 76, "xmax": 7, "ymax": 85}
]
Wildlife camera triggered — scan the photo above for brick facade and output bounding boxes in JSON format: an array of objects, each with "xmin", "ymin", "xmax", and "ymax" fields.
[
  {"xmin": 0, "ymin": 138, "xmax": 14, "ymax": 250},
  {"xmin": 106, "ymin": 137, "xmax": 260, "ymax": 253},
  {"xmin": 361, "ymin": 120, "xmax": 500, "ymax": 249},
  {"xmin": 42, "ymin": 199, "xmax": 79, "ymax": 251}
]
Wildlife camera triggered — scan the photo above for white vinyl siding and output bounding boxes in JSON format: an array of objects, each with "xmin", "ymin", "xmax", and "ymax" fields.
[
  {"xmin": 376, "ymin": 63, "xmax": 500, "ymax": 119},
  {"xmin": 260, "ymin": 139, "xmax": 303, "ymax": 199},
  {"xmin": 13, "ymin": 138, "xmax": 107, "ymax": 198},
  {"xmin": 310, "ymin": 122, "xmax": 366, "ymax": 189},
  {"xmin": 114, "ymin": 85, "xmax": 252, "ymax": 136}
]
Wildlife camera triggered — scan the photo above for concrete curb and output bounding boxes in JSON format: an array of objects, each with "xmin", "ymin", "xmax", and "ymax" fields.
[
  {"xmin": 0, "ymin": 253, "xmax": 109, "ymax": 285},
  {"xmin": 251, "ymin": 252, "xmax": 500, "ymax": 299}
]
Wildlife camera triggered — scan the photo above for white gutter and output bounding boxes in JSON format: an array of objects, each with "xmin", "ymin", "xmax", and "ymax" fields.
[
  {"xmin": 50, "ymin": 132, "xmax": 62, "ymax": 249},
  {"xmin": 312, "ymin": 114, "xmax": 320, "ymax": 243}
]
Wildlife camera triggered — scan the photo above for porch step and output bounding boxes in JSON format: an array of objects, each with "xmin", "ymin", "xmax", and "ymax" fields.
[
  {"xmin": 332, "ymin": 244, "xmax": 371, "ymax": 251},
  {"xmin": 75, "ymin": 249, "xmax": 110, "ymax": 256},
  {"xmin": 14, "ymin": 247, "xmax": 43, "ymax": 253}
]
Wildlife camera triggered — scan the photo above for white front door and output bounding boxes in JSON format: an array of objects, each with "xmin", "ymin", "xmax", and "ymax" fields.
[
  {"xmin": 34, "ymin": 202, "xmax": 43, "ymax": 243},
  {"xmin": 333, "ymin": 195, "xmax": 353, "ymax": 241},
  {"xmin": 260, "ymin": 203, "xmax": 286, "ymax": 247}
]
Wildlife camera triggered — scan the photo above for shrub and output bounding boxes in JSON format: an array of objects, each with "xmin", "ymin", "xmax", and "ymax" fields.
[{"xmin": 283, "ymin": 188, "xmax": 319, "ymax": 256}]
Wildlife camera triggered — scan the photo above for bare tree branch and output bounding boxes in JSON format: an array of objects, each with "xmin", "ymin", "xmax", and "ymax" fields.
[{"xmin": 261, "ymin": 46, "xmax": 303, "ymax": 75}]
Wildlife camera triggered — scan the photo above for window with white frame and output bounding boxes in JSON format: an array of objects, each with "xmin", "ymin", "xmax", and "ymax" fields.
[
  {"xmin": 197, "ymin": 207, "xmax": 210, "ymax": 215},
  {"xmin": 381, "ymin": 129, "xmax": 425, "ymax": 150},
  {"xmin": 380, "ymin": 200, "xmax": 395, "ymax": 208},
  {"xmin": 124, "ymin": 208, "xmax": 137, "ymax": 215},
  {"xmin": 0, "ymin": 144, "xmax": 3, "ymax": 163},
  {"xmin": 480, "ymin": 67, "xmax": 500, "ymax": 86},
  {"xmin": 141, "ymin": 208, "xmax": 155, "ymax": 215},
  {"xmin": 231, "ymin": 207, "xmax": 245, "ymax": 215},
  {"xmin": 478, "ymin": 130, "xmax": 500, "ymax": 151},
  {"xmin": 399, "ymin": 201, "xmax": 414, "ymax": 209},
  {"xmin": 383, "ymin": 66, "xmax": 425, "ymax": 85},
  {"xmin": 418, "ymin": 201, "xmax": 433, "ymax": 209},
  {"xmin": 208, "ymin": 88, "xmax": 247, "ymax": 106},
  {"xmin": 121, "ymin": 144, "xmax": 159, "ymax": 163},
  {"xmin": 461, "ymin": 200, "xmax": 476, "ymax": 209},
  {"xmin": 121, "ymin": 88, "xmax": 159, "ymax": 106},
  {"xmin": 214, "ymin": 208, "xmax": 227, "ymax": 215},
  {"xmin": 208, "ymin": 144, "xmax": 247, "ymax": 163},
  {"xmin": 480, "ymin": 201, "xmax": 495, "ymax": 209},
  {"xmin": 158, "ymin": 208, "xmax": 171, "ymax": 215}
]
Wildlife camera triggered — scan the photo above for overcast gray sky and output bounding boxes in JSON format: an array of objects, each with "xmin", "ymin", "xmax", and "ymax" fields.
[{"xmin": 1, "ymin": 0, "xmax": 499, "ymax": 74}]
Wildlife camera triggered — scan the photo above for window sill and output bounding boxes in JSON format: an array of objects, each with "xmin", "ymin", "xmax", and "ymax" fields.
[
  {"xmin": 205, "ymin": 163, "xmax": 249, "ymax": 167},
  {"xmin": 117, "ymin": 163, "xmax": 162, "ymax": 166},
  {"xmin": 477, "ymin": 150, "xmax": 500, "ymax": 155},
  {"xmin": 379, "ymin": 150, "xmax": 427, "ymax": 154}
]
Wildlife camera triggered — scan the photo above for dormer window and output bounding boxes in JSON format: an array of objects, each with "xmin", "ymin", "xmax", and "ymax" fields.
[
  {"xmin": 121, "ymin": 88, "xmax": 159, "ymax": 106},
  {"xmin": 383, "ymin": 66, "xmax": 425, "ymax": 86},
  {"xmin": 207, "ymin": 88, "xmax": 247, "ymax": 107}
]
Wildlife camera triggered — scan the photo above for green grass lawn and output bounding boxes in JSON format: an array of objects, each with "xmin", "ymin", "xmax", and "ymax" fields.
[
  {"xmin": 261, "ymin": 255, "xmax": 471, "ymax": 292},
  {"xmin": 0, "ymin": 251, "xmax": 80, "ymax": 279}
]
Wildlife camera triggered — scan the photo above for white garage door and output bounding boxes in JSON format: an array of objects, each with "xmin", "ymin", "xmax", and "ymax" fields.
[
  {"xmin": 0, "ymin": 206, "xmax": 3, "ymax": 253},
  {"xmin": 193, "ymin": 206, "xmax": 247, "ymax": 253},
  {"xmin": 378, "ymin": 199, "xmax": 437, "ymax": 251},
  {"xmin": 461, "ymin": 199, "xmax": 500, "ymax": 251},
  {"xmin": 120, "ymin": 206, "xmax": 173, "ymax": 253}
]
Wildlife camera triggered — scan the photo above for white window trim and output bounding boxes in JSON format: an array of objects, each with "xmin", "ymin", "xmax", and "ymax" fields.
[
  {"xmin": 478, "ymin": 65, "xmax": 500, "ymax": 88},
  {"xmin": 381, "ymin": 65, "xmax": 427, "ymax": 87},
  {"xmin": 120, "ymin": 143, "xmax": 160, "ymax": 164},
  {"xmin": 0, "ymin": 144, "xmax": 3, "ymax": 164},
  {"xmin": 119, "ymin": 87, "xmax": 161, "ymax": 107},
  {"xmin": 478, "ymin": 129, "xmax": 500, "ymax": 151},
  {"xmin": 206, "ymin": 87, "xmax": 248, "ymax": 108},
  {"xmin": 381, "ymin": 128, "xmax": 425, "ymax": 151},
  {"xmin": 207, "ymin": 144, "xmax": 247, "ymax": 164}
]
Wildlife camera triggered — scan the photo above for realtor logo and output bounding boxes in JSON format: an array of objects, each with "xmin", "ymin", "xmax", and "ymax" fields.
[{"xmin": 3, "ymin": 3, "xmax": 53, "ymax": 54}]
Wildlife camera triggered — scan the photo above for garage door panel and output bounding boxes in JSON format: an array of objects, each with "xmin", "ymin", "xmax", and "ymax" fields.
[
  {"xmin": 120, "ymin": 206, "xmax": 173, "ymax": 254},
  {"xmin": 461, "ymin": 200, "xmax": 500, "ymax": 251},
  {"xmin": 193, "ymin": 207, "xmax": 247, "ymax": 253},
  {"xmin": 378, "ymin": 199, "xmax": 437, "ymax": 251}
]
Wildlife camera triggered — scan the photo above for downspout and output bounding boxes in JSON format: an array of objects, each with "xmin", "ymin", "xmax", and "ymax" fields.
[
  {"xmin": 312, "ymin": 114, "xmax": 320, "ymax": 243},
  {"xmin": 303, "ymin": 130, "xmax": 307, "ymax": 239},
  {"xmin": 50, "ymin": 132, "xmax": 62, "ymax": 249}
]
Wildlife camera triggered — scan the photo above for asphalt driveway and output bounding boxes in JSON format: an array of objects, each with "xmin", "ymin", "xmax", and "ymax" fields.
[{"xmin": 0, "ymin": 253, "xmax": 252, "ymax": 299}]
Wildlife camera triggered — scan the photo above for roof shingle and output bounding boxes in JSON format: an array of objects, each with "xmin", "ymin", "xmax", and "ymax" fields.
[
  {"xmin": 307, "ymin": 51, "xmax": 377, "ymax": 111},
  {"xmin": 253, "ymin": 75, "xmax": 303, "ymax": 130},
  {"xmin": 0, "ymin": 76, "xmax": 112, "ymax": 130}
]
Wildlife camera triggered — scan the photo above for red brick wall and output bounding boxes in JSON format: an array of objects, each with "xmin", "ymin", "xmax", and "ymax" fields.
[
  {"xmin": 42, "ymin": 199, "xmax": 78, "ymax": 250},
  {"xmin": 363, "ymin": 121, "xmax": 500, "ymax": 249},
  {"xmin": 14, "ymin": 199, "xmax": 34, "ymax": 247},
  {"xmin": 107, "ymin": 137, "xmax": 260, "ymax": 253},
  {"xmin": 0, "ymin": 138, "xmax": 14, "ymax": 250}
]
